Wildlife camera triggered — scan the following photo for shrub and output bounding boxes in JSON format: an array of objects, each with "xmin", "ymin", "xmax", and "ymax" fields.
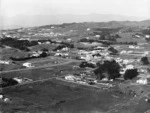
[{"xmin": 123, "ymin": 69, "xmax": 138, "ymax": 80}]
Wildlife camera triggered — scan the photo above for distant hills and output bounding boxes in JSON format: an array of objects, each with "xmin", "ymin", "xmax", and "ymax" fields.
[{"xmin": 0, "ymin": 14, "xmax": 150, "ymax": 30}]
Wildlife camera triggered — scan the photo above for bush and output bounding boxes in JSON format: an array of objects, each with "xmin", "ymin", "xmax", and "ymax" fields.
[
  {"xmin": 123, "ymin": 69, "xmax": 138, "ymax": 80},
  {"xmin": 141, "ymin": 56, "xmax": 149, "ymax": 65},
  {"xmin": 108, "ymin": 46, "xmax": 118, "ymax": 54}
]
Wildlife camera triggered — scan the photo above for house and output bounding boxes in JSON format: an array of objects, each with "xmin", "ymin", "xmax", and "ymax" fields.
[
  {"xmin": 62, "ymin": 47, "xmax": 69, "ymax": 51},
  {"xmin": 143, "ymin": 51, "xmax": 149, "ymax": 56},
  {"xmin": 129, "ymin": 45, "xmax": 135, "ymax": 49},
  {"xmin": 120, "ymin": 50, "xmax": 127, "ymax": 54},
  {"xmin": 55, "ymin": 53, "xmax": 68, "ymax": 57},
  {"xmin": 126, "ymin": 65, "xmax": 134, "ymax": 69},
  {"xmin": 129, "ymin": 45, "xmax": 140, "ymax": 49},
  {"xmin": 136, "ymin": 78, "xmax": 148, "ymax": 85},
  {"xmin": 145, "ymin": 35, "xmax": 150, "ymax": 38},
  {"xmin": 51, "ymin": 26, "xmax": 55, "ymax": 29},
  {"xmin": 65, "ymin": 75, "xmax": 75, "ymax": 81},
  {"xmin": 0, "ymin": 60, "xmax": 10, "ymax": 65},
  {"xmin": 95, "ymin": 35, "xmax": 100, "ymax": 38},
  {"xmin": 87, "ymin": 28, "xmax": 91, "ymax": 31},
  {"xmin": 116, "ymin": 57, "xmax": 123, "ymax": 63},
  {"xmin": 67, "ymin": 38, "xmax": 72, "ymax": 42},
  {"xmin": 55, "ymin": 53, "xmax": 62, "ymax": 56},
  {"xmin": 13, "ymin": 77, "xmax": 23, "ymax": 83},
  {"xmin": 0, "ymin": 94, "xmax": 3, "ymax": 100},
  {"xmin": 135, "ymin": 35, "xmax": 141, "ymax": 38},
  {"xmin": 45, "ymin": 41, "xmax": 50, "ymax": 44},
  {"xmin": 23, "ymin": 62, "xmax": 34, "ymax": 68},
  {"xmin": 38, "ymin": 42, "xmax": 42, "ymax": 45}
]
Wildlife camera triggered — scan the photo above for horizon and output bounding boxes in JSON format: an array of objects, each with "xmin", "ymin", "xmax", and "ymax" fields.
[{"xmin": 1, "ymin": 0, "xmax": 150, "ymax": 29}]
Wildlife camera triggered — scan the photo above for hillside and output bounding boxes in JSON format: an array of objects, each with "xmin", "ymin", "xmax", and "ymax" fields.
[{"xmin": 1, "ymin": 14, "xmax": 149, "ymax": 30}]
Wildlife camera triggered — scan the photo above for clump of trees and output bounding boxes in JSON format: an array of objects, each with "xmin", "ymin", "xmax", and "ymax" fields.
[
  {"xmin": 79, "ymin": 61, "xmax": 96, "ymax": 68},
  {"xmin": 142, "ymin": 27, "xmax": 150, "ymax": 35},
  {"xmin": 116, "ymin": 42, "xmax": 137, "ymax": 45},
  {"xmin": 0, "ymin": 38, "xmax": 38, "ymax": 51},
  {"xmin": 53, "ymin": 43, "xmax": 74, "ymax": 51},
  {"xmin": 141, "ymin": 56, "xmax": 149, "ymax": 65},
  {"xmin": 123, "ymin": 69, "xmax": 138, "ymax": 80},
  {"xmin": 92, "ymin": 28, "xmax": 122, "ymax": 41},
  {"xmin": 94, "ymin": 60, "xmax": 121, "ymax": 80},
  {"xmin": 10, "ymin": 51, "xmax": 48, "ymax": 61},
  {"xmin": 0, "ymin": 77, "xmax": 18, "ymax": 88}
]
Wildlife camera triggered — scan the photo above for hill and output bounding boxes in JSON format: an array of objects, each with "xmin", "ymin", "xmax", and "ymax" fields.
[{"xmin": 1, "ymin": 14, "xmax": 149, "ymax": 30}]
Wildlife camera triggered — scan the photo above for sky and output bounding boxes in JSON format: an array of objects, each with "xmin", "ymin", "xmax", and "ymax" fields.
[{"xmin": 1, "ymin": 0, "xmax": 150, "ymax": 18}]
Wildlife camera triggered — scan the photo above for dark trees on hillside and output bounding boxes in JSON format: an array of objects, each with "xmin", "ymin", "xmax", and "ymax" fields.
[
  {"xmin": 79, "ymin": 62, "xmax": 96, "ymax": 68},
  {"xmin": 123, "ymin": 69, "xmax": 138, "ymax": 80},
  {"xmin": 0, "ymin": 38, "xmax": 39, "ymax": 51},
  {"xmin": 141, "ymin": 56, "xmax": 149, "ymax": 65},
  {"xmin": 53, "ymin": 43, "xmax": 74, "ymax": 51},
  {"xmin": 0, "ymin": 78, "xmax": 18, "ymax": 88},
  {"xmin": 142, "ymin": 27, "xmax": 150, "ymax": 35},
  {"xmin": 94, "ymin": 60, "xmax": 121, "ymax": 80}
]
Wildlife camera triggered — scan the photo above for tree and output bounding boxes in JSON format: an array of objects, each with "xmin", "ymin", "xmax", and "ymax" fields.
[
  {"xmin": 141, "ymin": 56, "xmax": 149, "ymax": 65},
  {"xmin": 123, "ymin": 69, "xmax": 138, "ymax": 80},
  {"xmin": 40, "ymin": 51, "xmax": 47, "ymax": 57},
  {"xmin": 94, "ymin": 60, "xmax": 121, "ymax": 80},
  {"xmin": 108, "ymin": 47, "xmax": 118, "ymax": 54}
]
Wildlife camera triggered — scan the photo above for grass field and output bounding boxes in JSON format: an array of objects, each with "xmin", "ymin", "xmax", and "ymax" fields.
[
  {"xmin": 1, "ymin": 78, "xmax": 134, "ymax": 113},
  {"xmin": 0, "ymin": 61, "xmax": 84, "ymax": 80}
]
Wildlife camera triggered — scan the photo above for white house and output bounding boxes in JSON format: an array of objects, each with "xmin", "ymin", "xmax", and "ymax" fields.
[
  {"xmin": 120, "ymin": 50, "xmax": 127, "ymax": 54},
  {"xmin": 51, "ymin": 26, "xmax": 55, "ymax": 29},
  {"xmin": 13, "ymin": 77, "xmax": 23, "ymax": 83},
  {"xmin": 136, "ymin": 79, "xmax": 148, "ymax": 85},
  {"xmin": 23, "ymin": 62, "xmax": 34, "ymax": 68},
  {"xmin": 45, "ymin": 41, "xmax": 50, "ymax": 44},
  {"xmin": 0, "ymin": 94, "xmax": 3, "ymax": 100},
  {"xmin": 145, "ymin": 35, "xmax": 150, "ymax": 38},
  {"xmin": 95, "ymin": 35, "xmax": 100, "ymax": 38},
  {"xmin": 0, "ymin": 60, "xmax": 10, "ymax": 65},
  {"xmin": 129, "ymin": 45, "xmax": 135, "ymax": 49},
  {"xmin": 135, "ymin": 35, "xmax": 141, "ymax": 38},
  {"xmin": 143, "ymin": 51, "xmax": 149, "ymax": 56},
  {"xmin": 126, "ymin": 65, "xmax": 134, "ymax": 69},
  {"xmin": 87, "ymin": 28, "xmax": 91, "ymax": 31},
  {"xmin": 65, "ymin": 75, "xmax": 75, "ymax": 81},
  {"xmin": 62, "ymin": 47, "xmax": 69, "ymax": 51}
]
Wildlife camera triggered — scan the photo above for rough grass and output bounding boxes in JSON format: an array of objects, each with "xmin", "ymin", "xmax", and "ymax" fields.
[{"xmin": 2, "ymin": 79, "xmax": 133, "ymax": 113}]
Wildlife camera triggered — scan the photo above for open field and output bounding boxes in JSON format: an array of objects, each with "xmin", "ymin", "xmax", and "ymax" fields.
[
  {"xmin": 1, "ymin": 78, "xmax": 133, "ymax": 113},
  {"xmin": 0, "ymin": 61, "xmax": 84, "ymax": 80},
  {"xmin": 1, "ymin": 78, "xmax": 150, "ymax": 113}
]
